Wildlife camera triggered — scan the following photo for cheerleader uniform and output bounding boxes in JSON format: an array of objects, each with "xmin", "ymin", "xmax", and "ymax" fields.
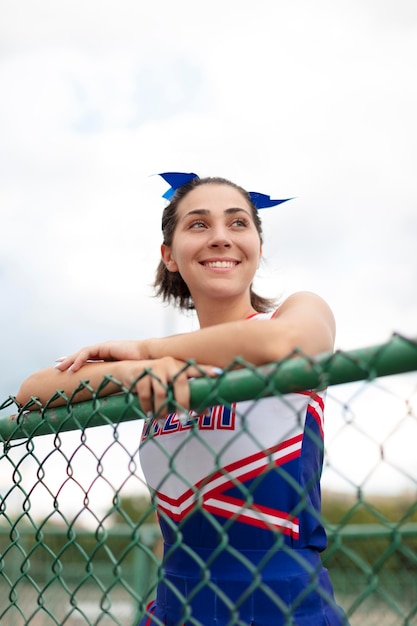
[{"xmin": 138, "ymin": 312, "xmax": 347, "ymax": 625}]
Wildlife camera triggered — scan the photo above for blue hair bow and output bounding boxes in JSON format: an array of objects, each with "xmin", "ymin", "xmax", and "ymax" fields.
[{"xmin": 158, "ymin": 172, "xmax": 291, "ymax": 209}]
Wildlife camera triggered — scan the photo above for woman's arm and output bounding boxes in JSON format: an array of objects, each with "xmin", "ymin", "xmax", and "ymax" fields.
[
  {"xmin": 17, "ymin": 291, "xmax": 335, "ymax": 413},
  {"xmin": 15, "ymin": 358, "xmax": 218, "ymax": 416},
  {"xmin": 15, "ymin": 361, "xmax": 124, "ymax": 408},
  {"xmin": 146, "ymin": 291, "xmax": 335, "ymax": 367},
  {"xmin": 57, "ymin": 291, "xmax": 335, "ymax": 374}
]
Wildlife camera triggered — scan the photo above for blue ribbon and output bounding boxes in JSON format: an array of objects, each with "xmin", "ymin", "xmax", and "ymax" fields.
[{"xmin": 158, "ymin": 172, "xmax": 291, "ymax": 209}]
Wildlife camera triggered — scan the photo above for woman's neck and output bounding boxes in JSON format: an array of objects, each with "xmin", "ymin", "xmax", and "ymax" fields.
[{"xmin": 194, "ymin": 296, "xmax": 258, "ymax": 328}]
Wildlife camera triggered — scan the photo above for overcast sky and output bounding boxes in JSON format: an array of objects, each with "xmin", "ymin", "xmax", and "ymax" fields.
[{"xmin": 0, "ymin": 0, "xmax": 416, "ymax": 503}]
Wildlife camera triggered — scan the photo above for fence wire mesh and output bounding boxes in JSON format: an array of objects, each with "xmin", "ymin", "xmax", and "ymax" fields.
[{"xmin": 0, "ymin": 334, "xmax": 416, "ymax": 625}]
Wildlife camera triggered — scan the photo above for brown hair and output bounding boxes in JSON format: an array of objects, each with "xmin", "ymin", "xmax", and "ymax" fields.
[{"xmin": 154, "ymin": 176, "xmax": 277, "ymax": 312}]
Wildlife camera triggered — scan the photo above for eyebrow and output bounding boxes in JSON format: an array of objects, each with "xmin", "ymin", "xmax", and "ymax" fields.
[{"xmin": 181, "ymin": 207, "xmax": 251, "ymax": 221}]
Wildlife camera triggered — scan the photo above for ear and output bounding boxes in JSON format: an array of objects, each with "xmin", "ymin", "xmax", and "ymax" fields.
[{"xmin": 161, "ymin": 244, "xmax": 179, "ymax": 272}]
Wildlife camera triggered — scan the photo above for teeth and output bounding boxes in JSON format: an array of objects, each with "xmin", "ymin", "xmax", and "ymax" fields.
[{"xmin": 205, "ymin": 261, "xmax": 236, "ymax": 268}]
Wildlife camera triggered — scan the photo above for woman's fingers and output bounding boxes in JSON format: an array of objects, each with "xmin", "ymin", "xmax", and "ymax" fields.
[
  {"xmin": 55, "ymin": 340, "xmax": 144, "ymax": 373},
  {"xmin": 134, "ymin": 371, "xmax": 165, "ymax": 417},
  {"xmin": 135, "ymin": 359, "xmax": 190, "ymax": 418},
  {"xmin": 131, "ymin": 359, "xmax": 222, "ymax": 419},
  {"xmin": 169, "ymin": 366, "xmax": 191, "ymax": 417},
  {"xmin": 54, "ymin": 348, "xmax": 103, "ymax": 373}
]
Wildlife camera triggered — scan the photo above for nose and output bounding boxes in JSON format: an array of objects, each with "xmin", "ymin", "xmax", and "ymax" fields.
[{"xmin": 207, "ymin": 225, "xmax": 232, "ymax": 248}]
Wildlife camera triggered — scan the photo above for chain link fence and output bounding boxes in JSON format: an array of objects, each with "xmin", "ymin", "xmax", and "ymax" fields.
[{"xmin": 0, "ymin": 334, "xmax": 416, "ymax": 625}]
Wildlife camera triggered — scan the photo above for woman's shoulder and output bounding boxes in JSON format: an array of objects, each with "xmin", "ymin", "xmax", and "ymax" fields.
[
  {"xmin": 250, "ymin": 291, "xmax": 332, "ymax": 321},
  {"xmin": 272, "ymin": 291, "xmax": 333, "ymax": 317}
]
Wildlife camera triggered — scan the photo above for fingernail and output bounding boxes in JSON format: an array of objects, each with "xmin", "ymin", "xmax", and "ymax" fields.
[
  {"xmin": 211, "ymin": 367, "xmax": 224, "ymax": 375},
  {"xmin": 146, "ymin": 411, "xmax": 154, "ymax": 420},
  {"xmin": 178, "ymin": 411, "xmax": 190, "ymax": 425}
]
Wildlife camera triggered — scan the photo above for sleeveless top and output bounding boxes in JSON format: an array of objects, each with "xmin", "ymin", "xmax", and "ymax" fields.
[{"xmin": 139, "ymin": 311, "xmax": 328, "ymax": 554}]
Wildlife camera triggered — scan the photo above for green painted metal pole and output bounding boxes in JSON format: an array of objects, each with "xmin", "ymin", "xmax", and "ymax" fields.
[{"xmin": 1, "ymin": 334, "xmax": 416, "ymax": 444}]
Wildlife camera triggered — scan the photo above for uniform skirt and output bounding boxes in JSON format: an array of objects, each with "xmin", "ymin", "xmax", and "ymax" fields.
[{"xmin": 138, "ymin": 544, "xmax": 348, "ymax": 626}]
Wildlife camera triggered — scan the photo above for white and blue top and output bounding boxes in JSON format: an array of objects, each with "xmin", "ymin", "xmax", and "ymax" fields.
[{"xmin": 138, "ymin": 312, "xmax": 346, "ymax": 625}]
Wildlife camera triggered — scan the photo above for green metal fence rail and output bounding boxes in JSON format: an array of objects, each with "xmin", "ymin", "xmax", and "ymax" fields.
[
  {"xmin": 2, "ymin": 333, "xmax": 416, "ymax": 443},
  {"xmin": 0, "ymin": 333, "xmax": 416, "ymax": 625}
]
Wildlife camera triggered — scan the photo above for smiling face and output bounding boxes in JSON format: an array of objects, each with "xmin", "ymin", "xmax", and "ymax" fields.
[{"xmin": 161, "ymin": 183, "xmax": 262, "ymax": 314}]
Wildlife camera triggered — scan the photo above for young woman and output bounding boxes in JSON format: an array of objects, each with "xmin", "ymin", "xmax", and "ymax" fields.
[{"xmin": 16, "ymin": 174, "xmax": 347, "ymax": 625}]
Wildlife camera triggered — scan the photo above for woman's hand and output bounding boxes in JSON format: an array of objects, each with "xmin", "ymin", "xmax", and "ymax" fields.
[
  {"xmin": 55, "ymin": 340, "xmax": 149, "ymax": 373},
  {"xmin": 116, "ymin": 357, "xmax": 220, "ymax": 419},
  {"xmin": 16, "ymin": 355, "xmax": 222, "ymax": 414}
]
